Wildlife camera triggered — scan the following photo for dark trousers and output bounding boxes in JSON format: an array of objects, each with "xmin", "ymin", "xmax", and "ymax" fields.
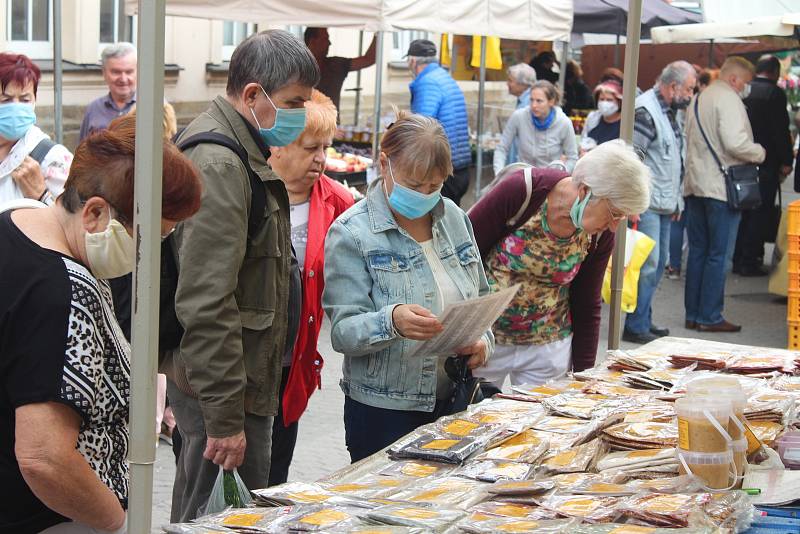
[
  {"xmin": 734, "ymin": 171, "xmax": 779, "ymax": 269},
  {"xmin": 442, "ymin": 166, "xmax": 471, "ymax": 207},
  {"xmin": 268, "ymin": 366, "xmax": 299, "ymax": 486},
  {"xmin": 343, "ymin": 396, "xmax": 448, "ymax": 463}
]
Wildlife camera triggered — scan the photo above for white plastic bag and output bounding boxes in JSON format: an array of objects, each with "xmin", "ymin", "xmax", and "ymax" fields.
[{"xmin": 199, "ymin": 466, "xmax": 253, "ymax": 517}]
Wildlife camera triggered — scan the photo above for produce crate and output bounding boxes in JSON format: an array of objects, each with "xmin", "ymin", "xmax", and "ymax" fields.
[
  {"xmin": 789, "ymin": 234, "xmax": 800, "ymax": 254},
  {"xmin": 789, "ymin": 289, "xmax": 800, "ymax": 322},
  {"xmin": 788, "ymin": 200, "xmax": 800, "ymax": 235},
  {"xmin": 791, "ymin": 319, "xmax": 800, "ymax": 350},
  {"xmin": 789, "ymin": 266, "xmax": 800, "ymax": 291}
]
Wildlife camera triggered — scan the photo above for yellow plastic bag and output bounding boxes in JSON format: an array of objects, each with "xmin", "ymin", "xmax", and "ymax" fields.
[
  {"xmin": 471, "ymin": 36, "xmax": 503, "ymax": 70},
  {"xmin": 441, "ymin": 34, "xmax": 451, "ymax": 68},
  {"xmin": 601, "ymin": 228, "xmax": 655, "ymax": 313}
]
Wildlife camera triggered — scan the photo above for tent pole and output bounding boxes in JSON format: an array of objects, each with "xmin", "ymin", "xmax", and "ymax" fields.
[
  {"xmin": 708, "ymin": 38, "xmax": 714, "ymax": 68},
  {"xmin": 354, "ymin": 30, "xmax": 364, "ymax": 125},
  {"xmin": 371, "ymin": 31, "xmax": 384, "ymax": 163},
  {"xmin": 475, "ymin": 35, "xmax": 487, "ymax": 201},
  {"xmin": 53, "ymin": 0, "xmax": 63, "ymax": 144},
  {"xmin": 614, "ymin": 33, "xmax": 621, "ymax": 67},
  {"xmin": 128, "ymin": 0, "xmax": 165, "ymax": 533},
  {"xmin": 557, "ymin": 40, "xmax": 569, "ymax": 105},
  {"xmin": 608, "ymin": 0, "xmax": 643, "ymax": 350}
]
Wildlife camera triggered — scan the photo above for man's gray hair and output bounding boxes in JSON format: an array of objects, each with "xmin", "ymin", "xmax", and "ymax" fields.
[
  {"xmin": 101, "ymin": 42, "xmax": 136, "ymax": 66},
  {"xmin": 408, "ymin": 55, "xmax": 438, "ymax": 66},
  {"xmin": 508, "ymin": 63, "xmax": 537, "ymax": 86},
  {"xmin": 227, "ymin": 29, "xmax": 320, "ymax": 97},
  {"xmin": 572, "ymin": 139, "xmax": 651, "ymax": 216},
  {"xmin": 657, "ymin": 60, "xmax": 695, "ymax": 88}
]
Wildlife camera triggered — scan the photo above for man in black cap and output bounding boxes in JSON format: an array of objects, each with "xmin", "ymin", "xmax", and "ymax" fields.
[{"xmin": 406, "ymin": 39, "xmax": 472, "ymax": 205}]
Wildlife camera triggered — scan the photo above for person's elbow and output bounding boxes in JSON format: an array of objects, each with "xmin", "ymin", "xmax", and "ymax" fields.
[{"xmin": 16, "ymin": 442, "xmax": 61, "ymax": 491}]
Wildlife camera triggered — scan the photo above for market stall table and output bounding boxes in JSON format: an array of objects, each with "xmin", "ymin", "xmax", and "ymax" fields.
[{"xmin": 165, "ymin": 337, "xmax": 800, "ymax": 533}]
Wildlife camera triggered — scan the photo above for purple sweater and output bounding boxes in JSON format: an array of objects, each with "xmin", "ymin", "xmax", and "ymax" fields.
[{"xmin": 468, "ymin": 167, "xmax": 614, "ymax": 371}]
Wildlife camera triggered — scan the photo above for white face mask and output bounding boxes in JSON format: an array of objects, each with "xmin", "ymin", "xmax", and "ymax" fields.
[
  {"xmin": 597, "ymin": 100, "xmax": 619, "ymax": 118},
  {"xmin": 739, "ymin": 83, "xmax": 752, "ymax": 100},
  {"xmin": 84, "ymin": 209, "xmax": 135, "ymax": 279}
]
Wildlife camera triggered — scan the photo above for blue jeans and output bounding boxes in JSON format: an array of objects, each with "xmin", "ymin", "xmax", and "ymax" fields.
[
  {"xmin": 625, "ymin": 210, "xmax": 671, "ymax": 334},
  {"xmin": 684, "ymin": 196, "xmax": 738, "ymax": 325},
  {"xmin": 725, "ymin": 210, "xmax": 742, "ymax": 274},
  {"xmin": 669, "ymin": 212, "xmax": 686, "ymax": 271}
]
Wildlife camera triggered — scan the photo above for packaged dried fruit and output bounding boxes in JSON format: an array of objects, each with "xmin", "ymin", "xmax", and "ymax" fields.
[
  {"xmin": 540, "ymin": 439, "xmax": 601, "ymax": 474},
  {"xmin": 390, "ymin": 433, "xmax": 484, "ymax": 464},
  {"xmin": 390, "ymin": 476, "xmax": 489, "ymax": 510},
  {"xmin": 365, "ymin": 503, "xmax": 464, "ymax": 530},
  {"xmin": 377, "ymin": 460, "xmax": 456, "ymax": 480},
  {"xmin": 454, "ymin": 515, "xmax": 578, "ymax": 533},
  {"xmin": 487, "ymin": 479, "xmax": 555, "ymax": 496},
  {"xmin": 538, "ymin": 494, "xmax": 621, "ymax": 522},
  {"xmin": 474, "ymin": 429, "xmax": 549, "ymax": 463},
  {"xmin": 456, "ymin": 460, "xmax": 535, "ymax": 482},
  {"xmin": 617, "ymin": 492, "xmax": 711, "ymax": 528}
]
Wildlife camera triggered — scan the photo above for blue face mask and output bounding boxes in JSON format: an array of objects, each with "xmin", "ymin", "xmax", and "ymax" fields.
[
  {"xmin": 385, "ymin": 158, "xmax": 442, "ymax": 220},
  {"xmin": 0, "ymin": 102, "xmax": 36, "ymax": 141},
  {"xmin": 250, "ymin": 87, "xmax": 306, "ymax": 147},
  {"xmin": 570, "ymin": 189, "xmax": 592, "ymax": 230}
]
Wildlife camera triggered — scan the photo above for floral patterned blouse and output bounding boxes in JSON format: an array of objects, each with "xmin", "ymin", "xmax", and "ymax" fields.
[{"xmin": 486, "ymin": 199, "xmax": 590, "ymax": 346}]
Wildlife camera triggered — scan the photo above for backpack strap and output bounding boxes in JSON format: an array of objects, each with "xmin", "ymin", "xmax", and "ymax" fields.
[
  {"xmin": 29, "ymin": 138, "xmax": 57, "ymax": 164},
  {"xmin": 176, "ymin": 132, "xmax": 266, "ymax": 238},
  {"xmin": 507, "ymin": 166, "xmax": 533, "ymax": 227}
]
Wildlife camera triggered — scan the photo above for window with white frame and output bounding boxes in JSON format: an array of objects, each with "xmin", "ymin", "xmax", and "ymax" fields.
[
  {"xmin": 8, "ymin": 0, "xmax": 52, "ymax": 59},
  {"xmin": 99, "ymin": 1, "xmax": 135, "ymax": 55},
  {"xmin": 222, "ymin": 21, "xmax": 257, "ymax": 61},
  {"xmin": 391, "ymin": 30, "xmax": 431, "ymax": 62}
]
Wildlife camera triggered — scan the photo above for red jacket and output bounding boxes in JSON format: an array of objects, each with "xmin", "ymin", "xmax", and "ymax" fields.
[{"xmin": 282, "ymin": 175, "xmax": 354, "ymax": 425}]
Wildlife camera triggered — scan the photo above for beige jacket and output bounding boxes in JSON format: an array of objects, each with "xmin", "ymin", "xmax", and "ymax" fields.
[{"xmin": 684, "ymin": 80, "xmax": 765, "ymax": 202}]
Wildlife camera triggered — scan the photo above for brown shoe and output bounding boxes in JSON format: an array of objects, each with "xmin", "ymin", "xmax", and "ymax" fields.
[
  {"xmin": 685, "ymin": 320, "xmax": 697, "ymax": 330},
  {"xmin": 697, "ymin": 320, "xmax": 741, "ymax": 333}
]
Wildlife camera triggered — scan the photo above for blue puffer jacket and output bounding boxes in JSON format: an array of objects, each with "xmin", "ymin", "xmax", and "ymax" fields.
[{"xmin": 409, "ymin": 63, "xmax": 471, "ymax": 170}]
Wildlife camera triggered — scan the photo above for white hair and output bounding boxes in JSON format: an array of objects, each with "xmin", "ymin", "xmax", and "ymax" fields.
[
  {"xmin": 657, "ymin": 60, "xmax": 695, "ymax": 88},
  {"xmin": 408, "ymin": 55, "xmax": 438, "ymax": 66},
  {"xmin": 101, "ymin": 42, "xmax": 136, "ymax": 66},
  {"xmin": 572, "ymin": 140, "xmax": 651, "ymax": 215},
  {"xmin": 508, "ymin": 63, "xmax": 537, "ymax": 86}
]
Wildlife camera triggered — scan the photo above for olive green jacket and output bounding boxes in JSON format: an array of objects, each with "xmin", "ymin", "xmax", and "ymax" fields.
[{"xmin": 171, "ymin": 96, "xmax": 290, "ymax": 437}]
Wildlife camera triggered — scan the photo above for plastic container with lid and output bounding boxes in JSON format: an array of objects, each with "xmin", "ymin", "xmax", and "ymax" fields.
[
  {"xmin": 675, "ymin": 396, "xmax": 733, "ymax": 454},
  {"xmin": 676, "ymin": 448, "xmax": 735, "ymax": 489},
  {"xmin": 775, "ymin": 431, "xmax": 800, "ymax": 469}
]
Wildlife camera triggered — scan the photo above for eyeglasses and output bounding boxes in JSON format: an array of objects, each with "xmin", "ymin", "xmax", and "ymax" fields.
[{"xmin": 605, "ymin": 199, "xmax": 626, "ymax": 222}]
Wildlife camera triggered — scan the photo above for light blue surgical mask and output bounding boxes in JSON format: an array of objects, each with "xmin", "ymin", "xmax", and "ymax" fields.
[
  {"xmin": 0, "ymin": 102, "xmax": 36, "ymax": 141},
  {"xmin": 570, "ymin": 189, "xmax": 592, "ymax": 230},
  {"xmin": 250, "ymin": 87, "xmax": 306, "ymax": 147},
  {"xmin": 385, "ymin": 158, "xmax": 442, "ymax": 220}
]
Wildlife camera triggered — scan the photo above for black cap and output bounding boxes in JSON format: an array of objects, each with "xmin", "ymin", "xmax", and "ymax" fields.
[{"xmin": 404, "ymin": 39, "xmax": 437, "ymax": 59}]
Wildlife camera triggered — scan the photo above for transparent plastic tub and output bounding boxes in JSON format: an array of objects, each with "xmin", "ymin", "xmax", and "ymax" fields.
[{"xmin": 676, "ymin": 448, "xmax": 735, "ymax": 489}]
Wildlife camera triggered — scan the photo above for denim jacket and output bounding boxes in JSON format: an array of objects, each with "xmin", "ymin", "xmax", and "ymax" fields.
[{"xmin": 322, "ymin": 179, "xmax": 495, "ymax": 412}]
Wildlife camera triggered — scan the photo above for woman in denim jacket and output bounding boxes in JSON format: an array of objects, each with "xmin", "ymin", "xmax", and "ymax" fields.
[{"xmin": 323, "ymin": 111, "xmax": 494, "ymax": 462}]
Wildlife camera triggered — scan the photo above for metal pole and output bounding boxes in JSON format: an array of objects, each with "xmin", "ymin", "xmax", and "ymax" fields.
[
  {"xmin": 128, "ymin": 0, "xmax": 165, "ymax": 532},
  {"xmin": 371, "ymin": 31, "xmax": 384, "ymax": 163},
  {"xmin": 354, "ymin": 30, "xmax": 363, "ymax": 125},
  {"xmin": 557, "ymin": 41, "xmax": 569, "ymax": 106},
  {"xmin": 53, "ymin": 0, "xmax": 63, "ymax": 144},
  {"xmin": 474, "ymin": 36, "xmax": 487, "ymax": 200},
  {"xmin": 708, "ymin": 39, "xmax": 715, "ymax": 68},
  {"xmin": 608, "ymin": 0, "xmax": 643, "ymax": 350},
  {"xmin": 614, "ymin": 33, "xmax": 621, "ymax": 68}
]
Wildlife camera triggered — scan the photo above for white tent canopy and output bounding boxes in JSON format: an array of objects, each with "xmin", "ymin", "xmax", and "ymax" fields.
[
  {"xmin": 652, "ymin": 13, "xmax": 800, "ymax": 43},
  {"xmin": 124, "ymin": 0, "xmax": 574, "ymax": 41}
]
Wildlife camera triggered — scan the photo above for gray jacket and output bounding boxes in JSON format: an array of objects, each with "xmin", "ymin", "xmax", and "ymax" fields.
[{"xmin": 494, "ymin": 106, "xmax": 578, "ymax": 175}]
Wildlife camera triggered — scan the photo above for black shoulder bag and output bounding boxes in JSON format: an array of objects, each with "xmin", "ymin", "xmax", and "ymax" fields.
[{"xmin": 693, "ymin": 95, "xmax": 761, "ymax": 211}]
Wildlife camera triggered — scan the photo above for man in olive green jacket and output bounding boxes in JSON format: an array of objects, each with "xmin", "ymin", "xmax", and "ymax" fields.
[{"xmin": 166, "ymin": 30, "xmax": 319, "ymax": 522}]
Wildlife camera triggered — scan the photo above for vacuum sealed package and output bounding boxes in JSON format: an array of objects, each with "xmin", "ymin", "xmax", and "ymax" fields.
[
  {"xmin": 703, "ymin": 490, "xmax": 755, "ymax": 531},
  {"xmin": 389, "ymin": 432, "xmax": 485, "ymax": 464},
  {"xmin": 252, "ymin": 482, "xmax": 342, "ymax": 507},
  {"xmin": 162, "ymin": 525, "xmax": 239, "ymax": 534},
  {"xmin": 570, "ymin": 480, "xmax": 639, "ymax": 496},
  {"xmin": 617, "ymin": 492, "xmax": 712, "ymax": 528},
  {"xmin": 323, "ymin": 526, "xmax": 428, "ymax": 534},
  {"xmin": 378, "ymin": 460, "xmax": 456, "ymax": 480},
  {"xmin": 195, "ymin": 507, "xmax": 294, "ymax": 532},
  {"xmin": 528, "ymin": 429, "xmax": 583, "ymax": 451},
  {"xmin": 366, "ymin": 503, "xmax": 464, "ymax": 530},
  {"xmin": 467, "ymin": 500, "xmax": 554, "ymax": 519},
  {"xmin": 596, "ymin": 448, "xmax": 676, "ymax": 472},
  {"xmin": 570, "ymin": 525, "xmax": 719, "ymax": 534},
  {"xmin": 321, "ymin": 475, "xmax": 411, "ymax": 500},
  {"xmin": 474, "ymin": 429, "xmax": 549, "ymax": 464},
  {"xmin": 465, "ymin": 399, "xmax": 545, "ymax": 429},
  {"xmin": 268, "ymin": 504, "xmax": 364, "ymax": 532},
  {"xmin": 453, "ymin": 515, "xmax": 578, "ymax": 533},
  {"xmin": 455, "ymin": 460, "xmax": 534, "ymax": 482},
  {"xmin": 538, "ymin": 493, "xmax": 621, "ymax": 523},
  {"xmin": 621, "ymin": 404, "xmax": 675, "ymax": 424},
  {"xmin": 390, "ymin": 476, "xmax": 490, "ymax": 510},
  {"xmin": 601, "ymin": 422, "xmax": 678, "ymax": 450},
  {"xmin": 533, "ymin": 415, "xmax": 598, "ymax": 437},
  {"xmin": 487, "ymin": 479, "xmax": 555, "ymax": 497},
  {"xmin": 546, "ymin": 472, "xmax": 605, "ymax": 491},
  {"xmin": 540, "ymin": 438, "xmax": 602, "ymax": 474},
  {"xmin": 542, "ymin": 393, "xmax": 624, "ymax": 420}
]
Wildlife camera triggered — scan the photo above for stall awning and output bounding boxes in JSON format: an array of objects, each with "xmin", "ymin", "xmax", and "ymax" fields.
[
  {"xmin": 124, "ymin": 0, "xmax": 574, "ymax": 42},
  {"xmin": 651, "ymin": 13, "xmax": 800, "ymax": 43},
  {"xmin": 573, "ymin": 0, "xmax": 701, "ymax": 39}
]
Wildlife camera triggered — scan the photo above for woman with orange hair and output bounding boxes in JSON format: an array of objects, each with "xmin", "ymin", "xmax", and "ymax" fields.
[
  {"xmin": 266, "ymin": 89, "xmax": 354, "ymax": 484},
  {"xmin": 0, "ymin": 115, "xmax": 202, "ymax": 533}
]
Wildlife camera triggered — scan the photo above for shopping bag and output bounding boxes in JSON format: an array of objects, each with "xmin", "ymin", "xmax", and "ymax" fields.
[
  {"xmin": 601, "ymin": 228, "xmax": 656, "ymax": 313},
  {"xmin": 440, "ymin": 34, "xmax": 451, "ymax": 67},
  {"xmin": 199, "ymin": 466, "xmax": 253, "ymax": 517}
]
